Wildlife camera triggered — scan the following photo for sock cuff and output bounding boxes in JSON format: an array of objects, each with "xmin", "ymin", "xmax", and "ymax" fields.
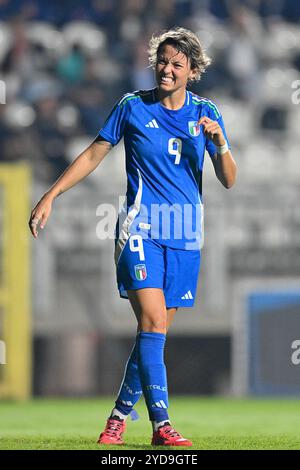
[{"xmin": 138, "ymin": 331, "xmax": 166, "ymax": 342}]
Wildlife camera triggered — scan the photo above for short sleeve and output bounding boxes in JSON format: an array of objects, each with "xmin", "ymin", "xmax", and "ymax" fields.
[
  {"xmin": 205, "ymin": 105, "xmax": 231, "ymax": 158},
  {"xmin": 98, "ymin": 94, "xmax": 131, "ymax": 146}
]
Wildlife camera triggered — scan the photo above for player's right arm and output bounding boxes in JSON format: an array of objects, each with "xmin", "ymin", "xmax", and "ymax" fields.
[{"xmin": 28, "ymin": 138, "xmax": 112, "ymax": 238}]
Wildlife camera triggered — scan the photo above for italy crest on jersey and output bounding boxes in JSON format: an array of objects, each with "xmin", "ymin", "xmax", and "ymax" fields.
[
  {"xmin": 188, "ymin": 121, "xmax": 200, "ymax": 137},
  {"xmin": 134, "ymin": 264, "xmax": 147, "ymax": 280}
]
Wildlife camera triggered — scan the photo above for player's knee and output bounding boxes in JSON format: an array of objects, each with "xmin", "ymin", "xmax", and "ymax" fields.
[
  {"xmin": 144, "ymin": 326, "xmax": 166, "ymax": 334},
  {"xmin": 140, "ymin": 312, "xmax": 167, "ymax": 334}
]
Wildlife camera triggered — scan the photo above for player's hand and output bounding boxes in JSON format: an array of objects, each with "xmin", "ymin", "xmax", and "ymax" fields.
[
  {"xmin": 28, "ymin": 194, "xmax": 53, "ymax": 239},
  {"xmin": 198, "ymin": 116, "xmax": 226, "ymax": 146}
]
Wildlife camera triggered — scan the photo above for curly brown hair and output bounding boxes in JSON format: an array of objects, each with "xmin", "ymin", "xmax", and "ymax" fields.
[{"xmin": 148, "ymin": 27, "xmax": 211, "ymax": 82}]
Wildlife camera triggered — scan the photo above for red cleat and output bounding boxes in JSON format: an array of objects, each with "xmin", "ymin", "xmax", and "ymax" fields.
[
  {"xmin": 152, "ymin": 424, "xmax": 193, "ymax": 447},
  {"xmin": 97, "ymin": 417, "xmax": 126, "ymax": 445}
]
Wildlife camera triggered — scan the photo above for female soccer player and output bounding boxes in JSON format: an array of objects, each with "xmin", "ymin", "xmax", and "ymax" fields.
[{"xmin": 29, "ymin": 27, "xmax": 237, "ymax": 447}]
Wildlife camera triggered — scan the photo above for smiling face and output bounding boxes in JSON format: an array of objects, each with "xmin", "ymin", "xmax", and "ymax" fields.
[{"xmin": 155, "ymin": 43, "xmax": 197, "ymax": 94}]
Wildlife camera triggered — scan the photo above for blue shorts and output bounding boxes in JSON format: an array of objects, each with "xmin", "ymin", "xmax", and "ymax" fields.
[{"xmin": 115, "ymin": 234, "xmax": 201, "ymax": 308}]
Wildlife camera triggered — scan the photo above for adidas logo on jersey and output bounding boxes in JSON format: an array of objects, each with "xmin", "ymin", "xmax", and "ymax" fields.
[
  {"xmin": 181, "ymin": 290, "xmax": 193, "ymax": 300},
  {"xmin": 145, "ymin": 119, "xmax": 159, "ymax": 128}
]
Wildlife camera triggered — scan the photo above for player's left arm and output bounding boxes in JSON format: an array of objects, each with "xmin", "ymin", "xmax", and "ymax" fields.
[{"xmin": 199, "ymin": 116, "xmax": 237, "ymax": 189}]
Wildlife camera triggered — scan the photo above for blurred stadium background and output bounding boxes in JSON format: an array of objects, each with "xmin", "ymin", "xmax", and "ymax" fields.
[{"xmin": 1, "ymin": 0, "xmax": 300, "ymax": 404}]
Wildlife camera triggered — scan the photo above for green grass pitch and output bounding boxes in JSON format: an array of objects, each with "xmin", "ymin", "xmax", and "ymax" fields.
[{"xmin": 0, "ymin": 397, "xmax": 299, "ymax": 450}]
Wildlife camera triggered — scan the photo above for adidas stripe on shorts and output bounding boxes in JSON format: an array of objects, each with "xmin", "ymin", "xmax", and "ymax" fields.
[{"xmin": 115, "ymin": 235, "xmax": 201, "ymax": 308}]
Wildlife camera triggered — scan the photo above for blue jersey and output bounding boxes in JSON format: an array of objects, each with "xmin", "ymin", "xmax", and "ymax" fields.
[{"xmin": 98, "ymin": 88, "xmax": 230, "ymax": 251}]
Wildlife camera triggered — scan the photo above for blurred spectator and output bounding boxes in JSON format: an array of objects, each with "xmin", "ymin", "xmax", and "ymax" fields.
[
  {"xmin": 0, "ymin": 0, "xmax": 298, "ymax": 182},
  {"xmin": 224, "ymin": 6, "xmax": 262, "ymax": 101},
  {"xmin": 130, "ymin": 38, "xmax": 155, "ymax": 91},
  {"xmin": 56, "ymin": 44, "xmax": 85, "ymax": 84},
  {"xmin": 33, "ymin": 97, "xmax": 70, "ymax": 180}
]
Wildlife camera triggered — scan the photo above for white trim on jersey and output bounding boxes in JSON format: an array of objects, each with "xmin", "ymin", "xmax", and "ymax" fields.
[
  {"xmin": 191, "ymin": 96, "xmax": 221, "ymax": 117},
  {"xmin": 118, "ymin": 93, "xmax": 135, "ymax": 106},
  {"xmin": 199, "ymin": 196, "xmax": 204, "ymax": 249},
  {"xmin": 114, "ymin": 169, "xmax": 143, "ymax": 265},
  {"xmin": 145, "ymin": 119, "xmax": 159, "ymax": 128}
]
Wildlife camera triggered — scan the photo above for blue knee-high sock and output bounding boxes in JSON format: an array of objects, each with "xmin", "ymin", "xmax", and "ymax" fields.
[
  {"xmin": 115, "ymin": 336, "xmax": 143, "ymax": 415},
  {"xmin": 137, "ymin": 331, "xmax": 169, "ymax": 422}
]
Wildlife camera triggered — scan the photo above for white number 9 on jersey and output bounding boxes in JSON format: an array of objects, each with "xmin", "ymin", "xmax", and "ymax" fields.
[
  {"xmin": 129, "ymin": 234, "xmax": 145, "ymax": 261},
  {"xmin": 168, "ymin": 138, "xmax": 182, "ymax": 165}
]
